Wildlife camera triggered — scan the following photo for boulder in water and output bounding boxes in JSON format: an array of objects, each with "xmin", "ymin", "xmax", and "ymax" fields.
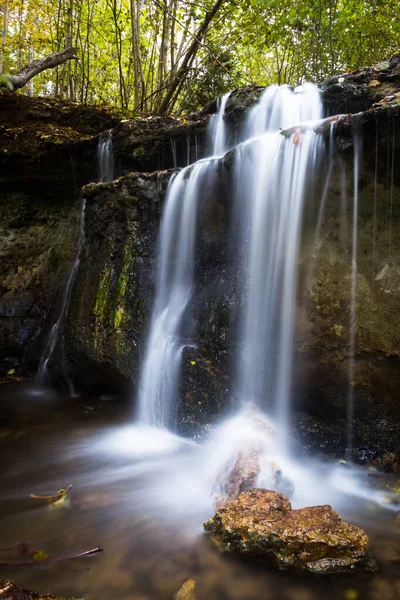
[{"xmin": 204, "ymin": 489, "xmax": 377, "ymax": 573}]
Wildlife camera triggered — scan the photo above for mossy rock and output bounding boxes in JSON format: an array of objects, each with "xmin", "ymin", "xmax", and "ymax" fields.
[{"xmin": 204, "ymin": 489, "xmax": 377, "ymax": 573}]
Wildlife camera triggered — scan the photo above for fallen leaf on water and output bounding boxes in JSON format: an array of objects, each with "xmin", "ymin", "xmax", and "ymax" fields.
[
  {"xmin": 344, "ymin": 590, "xmax": 358, "ymax": 600},
  {"xmin": 30, "ymin": 484, "xmax": 72, "ymax": 505},
  {"xmin": 33, "ymin": 550, "xmax": 50, "ymax": 562}
]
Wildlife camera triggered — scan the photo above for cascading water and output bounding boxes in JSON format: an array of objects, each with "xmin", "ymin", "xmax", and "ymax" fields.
[
  {"xmin": 137, "ymin": 159, "xmax": 219, "ymax": 428},
  {"xmin": 245, "ymin": 83, "xmax": 322, "ymax": 137},
  {"xmin": 98, "ymin": 130, "xmax": 114, "ymax": 182},
  {"xmin": 38, "ymin": 131, "xmax": 114, "ymax": 386},
  {"xmin": 235, "ymin": 84, "xmax": 324, "ymax": 450},
  {"xmin": 137, "ymin": 84, "xmax": 325, "ymax": 439},
  {"xmin": 235, "ymin": 131, "xmax": 325, "ymax": 444}
]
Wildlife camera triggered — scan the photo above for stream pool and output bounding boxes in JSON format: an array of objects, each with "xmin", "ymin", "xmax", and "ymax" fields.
[{"xmin": 1, "ymin": 383, "xmax": 400, "ymax": 600}]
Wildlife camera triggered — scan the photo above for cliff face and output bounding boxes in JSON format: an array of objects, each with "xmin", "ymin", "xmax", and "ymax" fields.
[
  {"xmin": 1, "ymin": 58, "xmax": 400, "ymax": 459},
  {"xmin": 0, "ymin": 94, "xmax": 117, "ymax": 377},
  {"xmin": 296, "ymin": 107, "xmax": 400, "ymax": 458}
]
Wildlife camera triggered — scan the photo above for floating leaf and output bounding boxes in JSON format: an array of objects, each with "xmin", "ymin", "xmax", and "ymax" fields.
[
  {"xmin": 344, "ymin": 590, "xmax": 358, "ymax": 600},
  {"xmin": 33, "ymin": 550, "xmax": 49, "ymax": 562},
  {"xmin": 30, "ymin": 483, "xmax": 72, "ymax": 505}
]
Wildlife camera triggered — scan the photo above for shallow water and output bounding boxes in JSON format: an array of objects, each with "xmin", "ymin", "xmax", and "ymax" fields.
[{"xmin": 1, "ymin": 383, "xmax": 400, "ymax": 600}]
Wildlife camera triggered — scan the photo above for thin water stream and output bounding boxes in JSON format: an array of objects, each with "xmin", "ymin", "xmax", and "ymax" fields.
[{"xmin": 37, "ymin": 132, "xmax": 114, "ymax": 387}]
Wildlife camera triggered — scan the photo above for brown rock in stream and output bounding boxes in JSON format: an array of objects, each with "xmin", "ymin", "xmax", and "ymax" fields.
[{"xmin": 204, "ymin": 489, "xmax": 377, "ymax": 573}]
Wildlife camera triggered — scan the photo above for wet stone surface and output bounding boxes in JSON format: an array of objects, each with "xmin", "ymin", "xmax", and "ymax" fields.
[{"xmin": 204, "ymin": 489, "xmax": 377, "ymax": 573}]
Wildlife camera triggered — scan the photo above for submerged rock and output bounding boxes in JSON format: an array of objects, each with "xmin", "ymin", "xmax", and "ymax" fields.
[
  {"xmin": 204, "ymin": 489, "xmax": 377, "ymax": 573},
  {"xmin": 211, "ymin": 410, "xmax": 295, "ymax": 505},
  {"xmin": 213, "ymin": 447, "xmax": 260, "ymax": 504}
]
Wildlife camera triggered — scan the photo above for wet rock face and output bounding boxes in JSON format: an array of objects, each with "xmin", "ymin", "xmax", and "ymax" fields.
[
  {"xmin": 204, "ymin": 489, "xmax": 377, "ymax": 573},
  {"xmin": 63, "ymin": 165, "xmax": 236, "ymax": 418},
  {"xmin": 294, "ymin": 111, "xmax": 400, "ymax": 459},
  {"xmin": 63, "ymin": 172, "xmax": 170, "ymax": 390},
  {"xmin": 112, "ymin": 115, "xmax": 210, "ymax": 173},
  {"xmin": 0, "ymin": 186, "xmax": 80, "ymax": 377}
]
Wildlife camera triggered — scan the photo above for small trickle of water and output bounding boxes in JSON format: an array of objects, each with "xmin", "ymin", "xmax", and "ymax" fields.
[
  {"xmin": 38, "ymin": 130, "xmax": 114, "ymax": 386},
  {"xmin": 37, "ymin": 199, "xmax": 86, "ymax": 386},
  {"xmin": 98, "ymin": 130, "xmax": 114, "ymax": 182},
  {"xmin": 170, "ymin": 138, "xmax": 177, "ymax": 168},
  {"xmin": 347, "ymin": 134, "xmax": 361, "ymax": 453},
  {"xmin": 209, "ymin": 91, "xmax": 231, "ymax": 156}
]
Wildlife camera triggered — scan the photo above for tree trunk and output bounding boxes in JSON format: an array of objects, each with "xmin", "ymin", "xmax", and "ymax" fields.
[
  {"xmin": 0, "ymin": 0, "xmax": 9, "ymax": 74},
  {"xmin": 4, "ymin": 47, "xmax": 78, "ymax": 92},
  {"xmin": 130, "ymin": 0, "xmax": 145, "ymax": 110},
  {"xmin": 158, "ymin": 0, "xmax": 225, "ymax": 114}
]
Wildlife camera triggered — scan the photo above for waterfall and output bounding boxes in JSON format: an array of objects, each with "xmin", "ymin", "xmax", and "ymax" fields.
[
  {"xmin": 136, "ymin": 83, "xmax": 327, "ymax": 441},
  {"xmin": 137, "ymin": 160, "xmax": 219, "ymax": 428},
  {"xmin": 37, "ymin": 199, "xmax": 86, "ymax": 386},
  {"xmin": 208, "ymin": 91, "xmax": 231, "ymax": 156},
  {"xmin": 98, "ymin": 130, "xmax": 114, "ymax": 182}
]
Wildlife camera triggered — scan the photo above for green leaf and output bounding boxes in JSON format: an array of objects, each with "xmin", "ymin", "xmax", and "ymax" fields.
[{"xmin": 7, "ymin": 368, "xmax": 15, "ymax": 375}]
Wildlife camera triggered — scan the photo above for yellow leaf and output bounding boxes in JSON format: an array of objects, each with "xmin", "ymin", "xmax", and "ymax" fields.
[
  {"xmin": 190, "ymin": 360, "xmax": 196, "ymax": 366},
  {"xmin": 368, "ymin": 80, "xmax": 381, "ymax": 88},
  {"xmin": 344, "ymin": 590, "xmax": 358, "ymax": 600},
  {"xmin": 33, "ymin": 550, "xmax": 49, "ymax": 562}
]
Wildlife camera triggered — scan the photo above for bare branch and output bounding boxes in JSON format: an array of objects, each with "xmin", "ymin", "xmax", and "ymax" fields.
[{"xmin": 4, "ymin": 47, "xmax": 79, "ymax": 92}]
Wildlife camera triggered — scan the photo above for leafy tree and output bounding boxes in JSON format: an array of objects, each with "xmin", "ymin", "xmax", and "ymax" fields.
[{"xmin": 0, "ymin": 0, "xmax": 399, "ymax": 113}]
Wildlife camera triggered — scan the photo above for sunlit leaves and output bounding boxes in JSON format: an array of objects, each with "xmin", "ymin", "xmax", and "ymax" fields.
[{"xmin": 1, "ymin": 0, "xmax": 400, "ymax": 112}]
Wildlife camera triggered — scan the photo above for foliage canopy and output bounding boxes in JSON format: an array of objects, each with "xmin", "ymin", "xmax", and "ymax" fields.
[{"xmin": 0, "ymin": 0, "xmax": 399, "ymax": 114}]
